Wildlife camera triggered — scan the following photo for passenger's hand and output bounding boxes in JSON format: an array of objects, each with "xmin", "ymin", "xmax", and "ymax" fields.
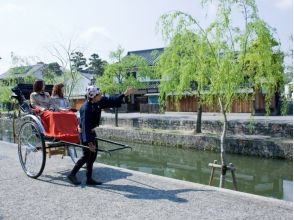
[
  {"xmin": 123, "ymin": 87, "xmax": 135, "ymax": 96},
  {"xmin": 88, "ymin": 142, "xmax": 96, "ymax": 152},
  {"xmin": 49, "ymin": 107, "xmax": 55, "ymax": 112},
  {"xmin": 32, "ymin": 108, "xmax": 42, "ymax": 115},
  {"xmin": 70, "ymin": 108, "xmax": 77, "ymax": 112}
]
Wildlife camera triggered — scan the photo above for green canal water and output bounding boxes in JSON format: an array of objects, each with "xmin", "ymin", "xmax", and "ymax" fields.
[
  {"xmin": 0, "ymin": 127, "xmax": 292, "ymax": 201},
  {"xmin": 97, "ymin": 140, "xmax": 293, "ymax": 202}
]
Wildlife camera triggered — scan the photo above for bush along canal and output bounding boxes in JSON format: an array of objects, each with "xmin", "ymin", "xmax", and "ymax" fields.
[{"xmin": 0, "ymin": 117, "xmax": 292, "ymax": 201}]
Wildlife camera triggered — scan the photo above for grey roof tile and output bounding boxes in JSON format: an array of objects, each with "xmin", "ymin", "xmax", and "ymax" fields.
[{"xmin": 127, "ymin": 48, "xmax": 164, "ymax": 65}]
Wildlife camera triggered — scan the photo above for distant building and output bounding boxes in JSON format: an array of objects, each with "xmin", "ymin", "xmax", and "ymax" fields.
[
  {"xmin": 0, "ymin": 63, "xmax": 96, "ymax": 110},
  {"xmin": 126, "ymin": 48, "xmax": 164, "ymax": 113},
  {"xmin": 69, "ymin": 71, "xmax": 96, "ymax": 109},
  {"xmin": 0, "ymin": 62, "xmax": 46, "ymax": 81},
  {"xmin": 126, "ymin": 47, "xmax": 281, "ymax": 115}
]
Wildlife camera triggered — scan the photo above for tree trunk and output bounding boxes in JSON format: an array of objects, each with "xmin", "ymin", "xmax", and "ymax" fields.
[
  {"xmin": 195, "ymin": 104, "xmax": 202, "ymax": 133},
  {"xmin": 115, "ymin": 107, "xmax": 118, "ymax": 127},
  {"xmin": 218, "ymin": 98, "xmax": 227, "ymax": 188}
]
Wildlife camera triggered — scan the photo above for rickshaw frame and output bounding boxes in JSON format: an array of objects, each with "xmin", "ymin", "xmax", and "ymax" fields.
[{"xmin": 12, "ymin": 84, "xmax": 131, "ymax": 179}]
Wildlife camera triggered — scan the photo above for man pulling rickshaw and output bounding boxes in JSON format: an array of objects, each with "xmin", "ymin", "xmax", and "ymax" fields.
[{"xmin": 68, "ymin": 85, "xmax": 134, "ymax": 185}]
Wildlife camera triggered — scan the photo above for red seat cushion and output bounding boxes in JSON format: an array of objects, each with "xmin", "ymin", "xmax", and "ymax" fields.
[{"xmin": 40, "ymin": 111, "xmax": 80, "ymax": 143}]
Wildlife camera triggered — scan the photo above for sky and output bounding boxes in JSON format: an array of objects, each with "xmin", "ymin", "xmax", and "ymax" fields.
[{"xmin": 0, "ymin": 0, "xmax": 293, "ymax": 73}]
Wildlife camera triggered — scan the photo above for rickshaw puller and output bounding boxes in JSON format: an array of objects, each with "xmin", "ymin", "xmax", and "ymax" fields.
[{"xmin": 68, "ymin": 85, "xmax": 134, "ymax": 185}]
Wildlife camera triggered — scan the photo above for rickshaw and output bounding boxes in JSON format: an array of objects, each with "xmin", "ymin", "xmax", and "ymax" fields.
[{"xmin": 11, "ymin": 84, "xmax": 131, "ymax": 179}]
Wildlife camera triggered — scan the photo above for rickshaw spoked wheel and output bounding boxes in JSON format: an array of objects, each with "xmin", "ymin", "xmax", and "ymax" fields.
[{"xmin": 18, "ymin": 120, "xmax": 46, "ymax": 178}]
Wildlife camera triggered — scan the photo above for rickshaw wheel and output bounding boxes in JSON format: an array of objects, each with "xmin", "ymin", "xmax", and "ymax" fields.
[
  {"xmin": 18, "ymin": 121, "xmax": 46, "ymax": 178},
  {"xmin": 68, "ymin": 146, "xmax": 83, "ymax": 164}
]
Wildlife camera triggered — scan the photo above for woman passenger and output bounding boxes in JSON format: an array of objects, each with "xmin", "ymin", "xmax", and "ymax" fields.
[
  {"xmin": 30, "ymin": 80, "xmax": 53, "ymax": 111},
  {"xmin": 51, "ymin": 83, "xmax": 70, "ymax": 111}
]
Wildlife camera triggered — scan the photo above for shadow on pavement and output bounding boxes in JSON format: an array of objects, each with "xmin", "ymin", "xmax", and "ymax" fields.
[
  {"xmin": 36, "ymin": 166, "xmax": 213, "ymax": 203},
  {"xmin": 94, "ymin": 168, "xmax": 214, "ymax": 203},
  {"xmin": 98, "ymin": 183, "xmax": 212, "ymax": 203},
  {"xmin": 36, "ymin": 166, "xmax": 133, "ymax": 187}
]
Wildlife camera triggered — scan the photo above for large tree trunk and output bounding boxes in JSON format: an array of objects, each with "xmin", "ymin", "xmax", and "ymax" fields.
[
  {"xmin": 195, "ymin": 104, "xmax": 202, "ymax": 133},
  {"xmin": 218, "ymin": 98, "xmax": 227, "ymax": 188}
]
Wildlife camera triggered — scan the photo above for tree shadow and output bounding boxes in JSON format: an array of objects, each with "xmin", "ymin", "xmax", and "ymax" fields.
[
  {"xmin": 36, "ymin": 166, "xmax": 214, "ymax": 203},
  {"xmin": 99, "ymin": 183, "xmax": 207, "ymax": 203},
  {"xmin": 92, "ymin": 167, "xmax": 214, "ymax": 203}
]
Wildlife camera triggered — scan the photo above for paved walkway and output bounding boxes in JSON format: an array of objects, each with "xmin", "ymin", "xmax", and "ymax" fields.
[
  {"xmin": 0, "ymin": 141, "xmax": 292, "ymax": 220},
  {"xmin": 102, "ymin": 112, "xmax": 293, "ymax": 123}
]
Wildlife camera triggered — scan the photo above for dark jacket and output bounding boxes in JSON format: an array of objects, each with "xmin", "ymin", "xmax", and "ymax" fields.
[{"xmin": 79, "ymin": 94, "xmax": 125, "ymax": 144}]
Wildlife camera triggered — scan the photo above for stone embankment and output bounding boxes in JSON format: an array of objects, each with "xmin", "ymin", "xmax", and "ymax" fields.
[
  {"xmin": 98, "ymin": 113, "xmax": 293, "ymax": 159},
  {"xmin": 0, "ymin": 112, "xmax": 292, "ymax": 159}
]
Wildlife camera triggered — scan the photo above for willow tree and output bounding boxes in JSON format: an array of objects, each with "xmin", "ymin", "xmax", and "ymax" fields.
[
  {"xmin": 156, "ymin": 32, "xmax": 211, "ymax": 133},
  {"xmin": 157, "ymin": 0, "xmax": 284, "ymax": 187},
  {"xmin": 97, "ymin": 46, "xmax": 151, "ymax": 126}
]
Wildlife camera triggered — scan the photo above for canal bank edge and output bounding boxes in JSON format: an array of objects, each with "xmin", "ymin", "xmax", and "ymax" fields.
[
  {"xmin": 100, "ymin": 115, "xmax": 293, "ymax": 138},
  {"xmin": 95, "ymin": 126, "xmax": 293, "ymax": 160}
]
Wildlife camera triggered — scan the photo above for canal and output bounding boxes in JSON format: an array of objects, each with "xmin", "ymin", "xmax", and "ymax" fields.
[
  {"xmin": 97, "ymin": 140, "xmax": 293, "ymax": 202},
  {"xmin": 0, "ymin": 126, "xmax": 292, "ymax": 201}
]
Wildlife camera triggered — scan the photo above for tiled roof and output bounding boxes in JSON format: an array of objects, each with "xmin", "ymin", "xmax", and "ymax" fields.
[
  {"xmin": 0, "ymin": 63, "xmax": 45, "ymax": 79},
  {"xmin": 126, "ymin": 48, "xmax": 164, "ymax": 66}
]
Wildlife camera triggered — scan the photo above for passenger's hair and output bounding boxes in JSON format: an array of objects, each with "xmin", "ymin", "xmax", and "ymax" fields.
[
  {"xmin": 33, "ymin": 80, "xmax": 45, "ymax": 93},
  {"xmin": 51, "ymin": 83, "xmax": 64, "ymax": 98}
]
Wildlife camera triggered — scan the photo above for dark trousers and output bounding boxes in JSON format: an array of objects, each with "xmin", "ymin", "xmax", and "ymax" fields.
[{"xmin": 70, "ymin": 142, "xmax": 98, "ymax": 179}]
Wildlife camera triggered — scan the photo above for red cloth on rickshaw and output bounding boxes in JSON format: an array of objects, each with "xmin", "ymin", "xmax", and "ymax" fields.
[{"xmin": 40, "ymin": 111, "xmax": 80, "ymax": 143}]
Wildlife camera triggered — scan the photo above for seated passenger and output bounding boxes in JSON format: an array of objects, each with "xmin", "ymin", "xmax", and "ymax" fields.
[
  {"xmin": 30, "ymin": 80, "xmax": 53, "ymax": 111},
  {"xmin": 51, "ymin": 83, "xmax": 71, "ymax": 111}
]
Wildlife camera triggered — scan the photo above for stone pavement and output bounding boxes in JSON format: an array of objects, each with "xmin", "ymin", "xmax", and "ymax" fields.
[{"xmin": 0, "ymin": 141, "xmax": 292, "ymax": 220}]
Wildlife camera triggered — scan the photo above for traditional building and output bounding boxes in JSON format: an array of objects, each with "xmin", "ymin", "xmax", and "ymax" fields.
[{"xmin": 125, "ymin": 48, "xmax": 163, "ymax": 113}]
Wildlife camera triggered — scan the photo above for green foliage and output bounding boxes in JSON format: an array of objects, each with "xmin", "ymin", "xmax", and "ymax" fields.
[
  {"xmin": 156, "ymin": 32, "xmax": 211, "ymax": 108},
  {"xmin": 43, "ymin": 62, "xmax": 63, "ymax": 84},
  {"xmin": 0, "ymin": 76, "xmax": 37, "ymax": 110},
  {"xmin": 0, "ymin": 82, "xmax": 11, "ymax": 103},
  {"xmin": 8, "ymin": 66, "xmax": 31, "ymax": 75},
  {"xmin": 157, "ymin": 0, "xmax": 285, "ymax": 115},
  {"xmin": 70, "ymin": 51, "xmax": 87, "ymax": 72},
  {"xmin": 97, "ymin": 46, "xmax": 151, "ymax": 94},
  {"xmin": 22, "ymin": 75, "xmax": 37, "ymax": 84},
  {"xmin": 87, "ymin": 53, "xmax": 107, "ymax": 76},
  {"xmin": 1, "ymin": 75, "xmax": 36, "ymax": 86},
  {"xmin": 44, "ymin": 62, "xmax": 63, "ymax": 76}
]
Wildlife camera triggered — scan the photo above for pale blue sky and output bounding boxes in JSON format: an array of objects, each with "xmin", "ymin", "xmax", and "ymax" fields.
[{"xmin": 0, "ymin": 0, "xmax": 292, "ymax": 73}]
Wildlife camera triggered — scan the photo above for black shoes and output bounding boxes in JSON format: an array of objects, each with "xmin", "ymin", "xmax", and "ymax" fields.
[
  {"xmin": 67, "ymin": 174, "xmax": 102, "ymax": 185},
  {"xmin": 67, "ymin": 174, "xmax": 81, "ymax": 185},
  {"xmin": 86, "ymin": 178, "xmax": 102, "ymax": 185}
]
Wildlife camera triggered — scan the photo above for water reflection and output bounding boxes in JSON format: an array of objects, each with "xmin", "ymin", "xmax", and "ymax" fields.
[{"xmin": 98, "ymin": 141, "xmax": 293, "ymax": 201}]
